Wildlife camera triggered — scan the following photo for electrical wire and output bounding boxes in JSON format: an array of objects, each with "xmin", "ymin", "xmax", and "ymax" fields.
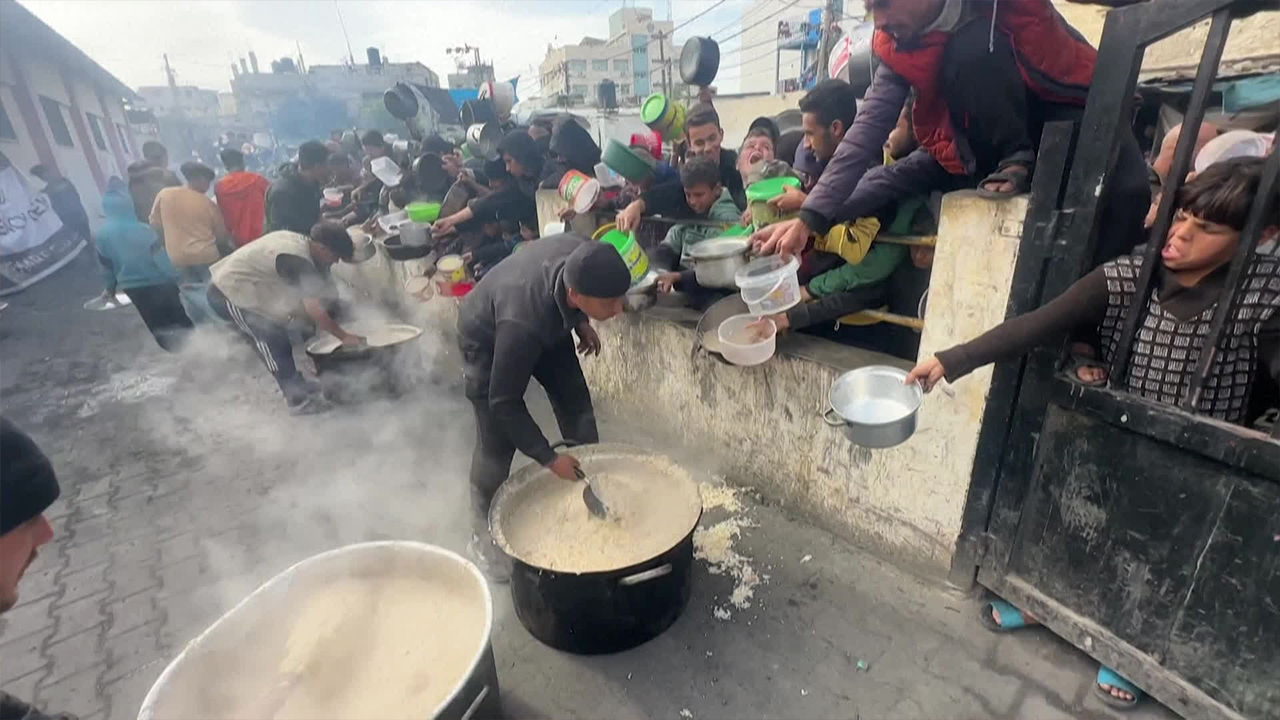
[{"xmin": 718, "ymin": 0, "xmax": 811, "ymax": 45}]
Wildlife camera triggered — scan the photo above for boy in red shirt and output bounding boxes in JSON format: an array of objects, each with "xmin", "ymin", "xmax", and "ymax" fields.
[{"xmin": 215, "ymin": 148, "xmax": 270, "ymax": 247}]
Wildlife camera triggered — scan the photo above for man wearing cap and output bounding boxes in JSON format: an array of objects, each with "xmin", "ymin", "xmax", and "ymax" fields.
[
  {"xmin": 458, "ymin": 234, "xmax": 631, "ymax": 577},
  {"xmin": 207, "ymin": 221, "xmax": 364, "ymax": 415},
  {"xmin": 1, "ymin": 419, "xmax": 71, "ymax": 719}
]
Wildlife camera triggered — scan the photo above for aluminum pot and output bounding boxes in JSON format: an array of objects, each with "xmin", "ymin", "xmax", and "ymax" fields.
[
  {"xmin": 138, "ymin": 542, "xmax": 501, "ymax": 720},
  {"xmin": 822, "ymin": 365, "xmax": 923, "ymax": 448},
  {"xmin": 623, "ymin": 270, "xmax": 659, "ymax": 313},
  {"xmin": 489, "ymin": 443, "xmax": 701, "ymax": 655},
  {"xmin": 687, "ymin": 237, "xmax": 750, "ymax": 289}
]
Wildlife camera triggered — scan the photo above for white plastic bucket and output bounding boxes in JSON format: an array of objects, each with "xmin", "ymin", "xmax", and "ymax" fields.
[
  {"xmin": 735, "ymin": 255, "xmax": 801, "ymax": 315},
  {"xmin": 717, "ymin": 314, "xmax": 777, "ymax": 366}
]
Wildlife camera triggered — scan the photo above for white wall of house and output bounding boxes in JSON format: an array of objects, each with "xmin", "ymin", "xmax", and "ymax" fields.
[{"xmin": 1, "ymin": 50, "xmax": 136, "ymax": 230}]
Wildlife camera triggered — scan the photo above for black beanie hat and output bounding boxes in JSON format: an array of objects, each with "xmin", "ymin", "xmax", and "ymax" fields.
[
  {"xmin": 564, "ymin": 240, "xmax": 631, "ymax": 298},
  {"xmin": 1, "ymin": 418, "xmax": 60, "ymax": 535}
]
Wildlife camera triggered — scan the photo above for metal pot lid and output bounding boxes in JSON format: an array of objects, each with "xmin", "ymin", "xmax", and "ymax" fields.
[
  {"xmin": 305, "ymin": 324, "xmax": 423, "ymax": 355},
  {"xmin": 687, "ymin": 237, "xmax": 749, "ymax": 260},
  {"xmin": 829, "ymin": 365, "xmax": 922, "ymax": 426},
  {"xmin": 490, "ymin": 444, "xmax": 703, "ymax": 574}
]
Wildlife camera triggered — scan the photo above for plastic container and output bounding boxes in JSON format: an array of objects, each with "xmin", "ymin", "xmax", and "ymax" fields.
[
  {"xmin": 598, "ymin": 228, "xmax": 650, "ymax": 285},
  {"xmin": 405, "ymin": 201, "xmax": 441, "ymax": 224},
  {"xmin": 437, "ymin": 254, "xmax": 466, "ymax": 282},
  {"xmin": 594, "ymin": 161, "xmax": 625, "ymax": 188},
  {"xmin": 371, "ymin": 156, "xmax": 402, "ymax": 187},
  {"xmin": 745, "ymin": 176, "xmax": 802, "ymax": 228},
  {"xmin": 717, "ymin": 314, "xmax": 777, "ymax": 366},
  {"xmin": 376, "ymin": 210, "xmax": 408, "ymax": 236},
  {"xmin": 558, "ymin": 170, "xmax": 601, "ymax": 213},
  {"xmin": 641, "ymin": 94, "xmax": 686, "ymax": 142},
  {"xmin": 322, "ymin": 187, "xmax": 344, "ymax": 207},
  {"xmin": 735, "ymin": 254, "xmax": 801, "ymax": 315}
]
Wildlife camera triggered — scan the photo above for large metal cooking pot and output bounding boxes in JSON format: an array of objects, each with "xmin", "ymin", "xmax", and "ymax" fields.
[
  {"xmin": 489, "ymin": 443, "xmax": 702, "ymax": 655},
  {"xmin": 686, "ymin": 237, "xmax": 750, "ymax": 289},
  {"xmin": 305, "ymin": 324, "xmax": 423, "ymax": 404},
  {"xmin": 822, "ymin": 365, "xmax": 922, "ymax": 448},
  {"xmin": 138, "ymin": 542, "xmax": 500, "ymax": 720}
]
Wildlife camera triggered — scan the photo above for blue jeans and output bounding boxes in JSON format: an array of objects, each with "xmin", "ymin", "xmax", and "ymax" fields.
[{"xmin": 175, "ymin": 264, "xmax": 219, "ymax": 325}]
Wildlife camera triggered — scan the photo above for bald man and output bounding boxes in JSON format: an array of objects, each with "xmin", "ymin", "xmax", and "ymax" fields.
[{"xmin": 1152, "ymin": 121, "xmax": 1220, "ymax": 185}]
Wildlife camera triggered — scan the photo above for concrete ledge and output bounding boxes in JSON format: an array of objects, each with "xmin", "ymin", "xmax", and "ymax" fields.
[{"xmin": 336, "ymin": 191, "xmax": 1030, "ymax": 578}]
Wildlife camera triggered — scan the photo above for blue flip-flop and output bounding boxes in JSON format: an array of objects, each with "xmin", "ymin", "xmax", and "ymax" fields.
[
  {"xmin": 980, "ymin": 599, "xmax": 1033, "ymax": 632},
  {"xmin": 1095, "ymin": 665, "xmax": 1144, "ymax": 710}
]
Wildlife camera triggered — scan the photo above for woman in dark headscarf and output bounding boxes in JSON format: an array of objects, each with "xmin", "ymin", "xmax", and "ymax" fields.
[{"xmin": 540, "ymin": 117, "xmax": 600, "ymax": 189}]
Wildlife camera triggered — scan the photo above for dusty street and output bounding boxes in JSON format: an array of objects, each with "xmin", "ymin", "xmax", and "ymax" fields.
[{"xmin": 0, "ymin": 254, "xmax": 1179, "ymax": 719}]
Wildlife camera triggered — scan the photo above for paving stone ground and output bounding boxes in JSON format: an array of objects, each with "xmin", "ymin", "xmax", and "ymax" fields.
[{"xmin": 0, "ymin": 254, "xmax": 1182, "ymax": 719}]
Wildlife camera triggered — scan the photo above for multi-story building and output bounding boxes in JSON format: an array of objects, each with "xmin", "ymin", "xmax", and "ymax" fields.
[
  {"xmin": 736, "ymin": 1, "xmax": 831, "ymax": 95},
  {"xmin": 539, "ymin": 7, "xmax": 681, "ymax": 107},
  {"xmin": 231, "ymin": 54, "xmax": 439, "ymax": 130},
  {"xmin": 448, "ymin": 64, "xmax": 496, "ymax": 90},
  {"xmin": 137, "ymin": 85, "xmax": 221, "ymax": 121}
]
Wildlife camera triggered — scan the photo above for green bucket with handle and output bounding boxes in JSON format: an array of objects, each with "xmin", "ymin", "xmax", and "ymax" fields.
[{"xmin": 599, "ymin": 228, "xmax": 650, "ymax": 285}]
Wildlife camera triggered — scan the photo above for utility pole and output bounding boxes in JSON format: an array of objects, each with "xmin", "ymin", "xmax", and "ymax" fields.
[
  {"xmin": 816, "ymin": 0, "xmax": 838, "ymax": 83},
  {"xmin": 656, "ymin": 30, "xmax": 669, "ymax": 98}
]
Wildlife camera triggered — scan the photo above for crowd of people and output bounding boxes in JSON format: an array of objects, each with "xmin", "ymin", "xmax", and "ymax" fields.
[{"xmin": 5, "ymin": 0, "xmax": 1278, "ymax": 716}]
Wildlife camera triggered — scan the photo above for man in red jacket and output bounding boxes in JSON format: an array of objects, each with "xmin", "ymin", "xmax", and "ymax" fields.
[
  {"xmin": 215, "ymin": 147, "xmax": 270, "ymax": 247},
  {"xmin": 754, "ymin": 0, "xmax": 1150, "ymax": 264}
]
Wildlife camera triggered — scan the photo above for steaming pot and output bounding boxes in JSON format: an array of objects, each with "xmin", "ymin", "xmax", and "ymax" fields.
[{"xmin": 304, "ymin": 324, "xmax": 423, "ymax": 404}]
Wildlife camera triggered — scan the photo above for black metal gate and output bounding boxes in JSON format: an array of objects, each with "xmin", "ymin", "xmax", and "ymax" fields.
[{"xmin": 949, "ymin": 2, "xmax": 1280, "ymax": 718}]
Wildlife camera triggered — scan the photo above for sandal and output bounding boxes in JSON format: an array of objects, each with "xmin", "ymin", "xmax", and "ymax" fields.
[
  {"xmin": 977, "ymin": 151, "xmax": 1035, "ymax": 199},
  {"xmin": 979, "ymin": 599, "xmax": 1035, "ymax": 632},
  {"xmin": 1065, "ymin": 354, "xmax": 1108, "ymax": 386},
  {"xmin": 1095, "ymin": 665, "xmax": 1144, "ymax": 710}
]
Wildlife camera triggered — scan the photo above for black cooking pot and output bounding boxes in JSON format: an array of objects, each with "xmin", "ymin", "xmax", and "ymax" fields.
[
  {"xmin": 384, "ymin": 82, "xmax": 419, "ymax": 121},
  {"xmin": 460, "ymin": 99, "xmax": 496, "ymax": 129},
  {"xmin": 680, "ymin": 37, "xmax": 720, "ymax": 87},
  {"xmin": 490, "ymin": 443, "xmax": 701, "ymax": 655},
  {"xmin": 305, "ymin": 325, "xmax": 423, "ymax": 403}
]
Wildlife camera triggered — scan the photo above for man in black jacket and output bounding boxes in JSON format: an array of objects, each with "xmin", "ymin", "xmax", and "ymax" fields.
[
  {"xmin": 265, "ymin": 140, "xmax": 330, "ymax": 234},
  {"xmin": 1, "ymin": 419, "xmax": 74, "ymax": 720},
  {"xmin": 457, "ymin": 234, "xmax": 631, "ymax": 578}
]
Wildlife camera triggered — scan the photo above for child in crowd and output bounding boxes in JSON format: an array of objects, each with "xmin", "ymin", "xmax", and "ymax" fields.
[
  {"xmin": 652, "ymin": 155, "xmax": 743, "ymax": 294},
  {"xmin": 95, "ymin": 182, "xmax": 192, "ymax": 351},
  {"xmin": 467, "ymin": 212, "xmax": 538, "ymax": 279},
  {"xmin": 908, "ymin": 156, "xmax": 1279, "ymax": 422}
]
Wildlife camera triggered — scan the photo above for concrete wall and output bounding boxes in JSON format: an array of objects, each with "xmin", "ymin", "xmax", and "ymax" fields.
[{"xmin": 332, "ymin": 189, "xmax": 1027, "ymax": 577}]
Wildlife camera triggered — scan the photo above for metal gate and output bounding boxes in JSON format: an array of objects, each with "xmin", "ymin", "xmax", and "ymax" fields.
[{"xmin": 949, "ymin": 2, "xmax": 1280, "ymax": 718}]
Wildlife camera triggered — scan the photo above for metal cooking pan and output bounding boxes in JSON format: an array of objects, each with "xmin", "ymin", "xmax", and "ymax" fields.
[
  {"xmin": 489, "ymin": 443, "xmax": 702, "ymax": 655},
  {"xmin": 692, "ymin": 294, "xmax": 750, "ymax": 364},
  {"xmin": 680, "ymin": 37, "xmax": 720, "ymax": 87}
]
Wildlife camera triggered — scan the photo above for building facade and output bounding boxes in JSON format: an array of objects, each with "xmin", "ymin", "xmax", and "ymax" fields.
[
  {"xmin": 539, "ymin": 7, "xmax": 680, "ymax": 107},
  {"xmin": 137, "ymin": 85, "xmax": 222, "ymax": 121},
  {"xmin": 737, "ymin": 1, "xmax": 831, "ymax": 95},
  {"xmin": 231, "ymin": 58, "xmax": 439, "ymax": 130},
  {"xmin": 0, "ymin": 0, "xmax": 140, "ymax": 230}
]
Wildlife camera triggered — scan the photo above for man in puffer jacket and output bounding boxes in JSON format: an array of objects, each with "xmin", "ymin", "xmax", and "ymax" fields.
[{"xmin": 754, "ymin": 0, "xmax": 1150, "ymax": 266}]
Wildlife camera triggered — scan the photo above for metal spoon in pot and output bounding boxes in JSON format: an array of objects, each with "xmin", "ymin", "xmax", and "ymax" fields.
[{"xmin": 574, "ymin": 467, "xmax": 610, "ymax": 519}]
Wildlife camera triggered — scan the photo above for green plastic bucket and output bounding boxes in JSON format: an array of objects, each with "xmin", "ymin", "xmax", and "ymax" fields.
[
  {"xmin": 745, "ymin": 177, "xmax": 803, "ymax": 229},
  {"xmin": 599, "ymin": 229, "xmax": 650, "ymax": 285}
]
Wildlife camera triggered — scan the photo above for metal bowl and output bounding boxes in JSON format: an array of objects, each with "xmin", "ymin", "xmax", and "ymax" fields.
[{"xmin": 822, "ymin": 365, "xmax": 922, "ymax": 448}]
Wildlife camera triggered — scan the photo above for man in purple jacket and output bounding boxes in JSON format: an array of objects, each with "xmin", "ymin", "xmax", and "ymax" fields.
[{"xmin": 753, "ymin": 0, "xmax": 1149, "ymax": 265}]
